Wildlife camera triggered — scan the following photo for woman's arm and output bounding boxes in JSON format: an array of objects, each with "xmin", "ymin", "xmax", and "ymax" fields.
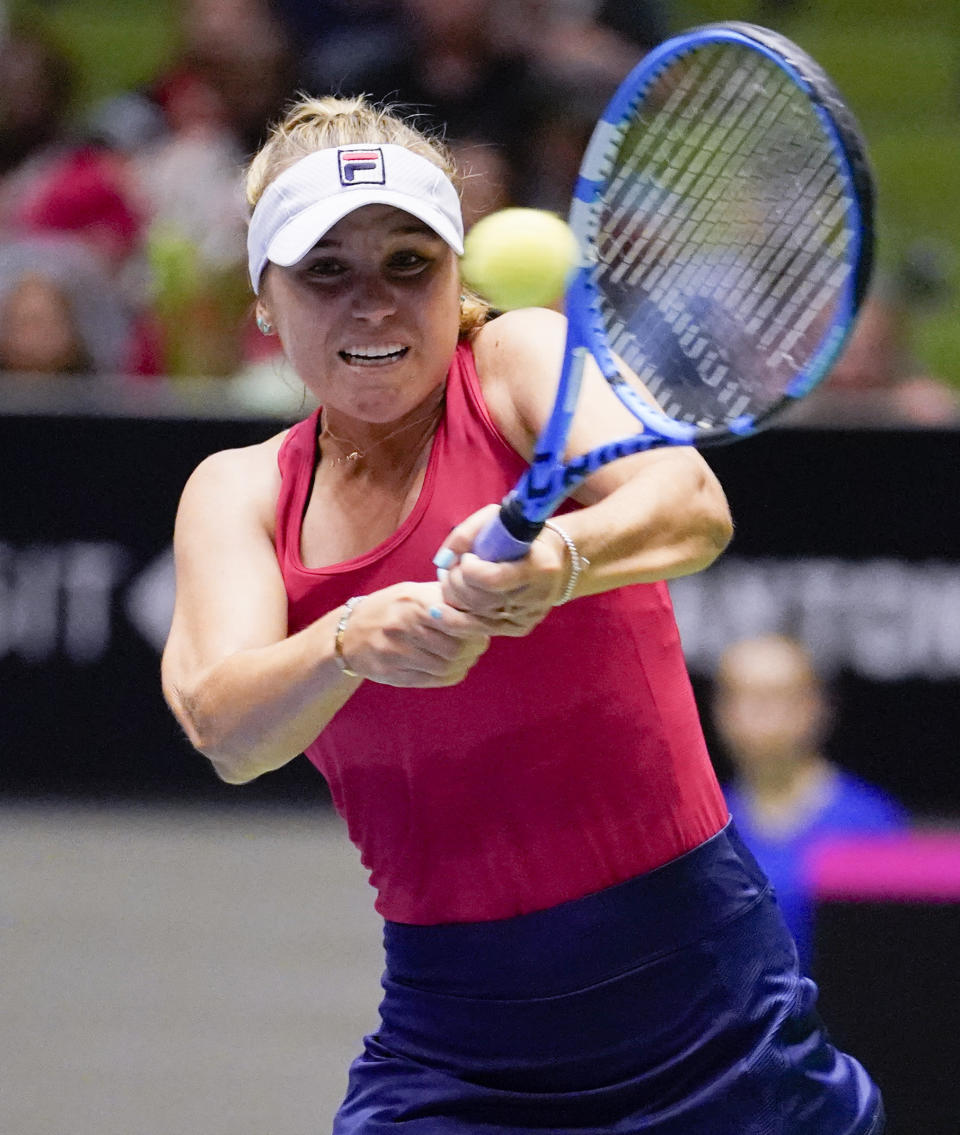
[
  {"xmin": 162, "ymin": 441, "xmax": 491, "ymax": 784},
  {"xmin": 437, "ymin": 308, "xmax": 733, "ymax": 623}
]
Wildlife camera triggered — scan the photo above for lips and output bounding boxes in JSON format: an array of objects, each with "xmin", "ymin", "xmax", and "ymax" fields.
[{"xmin": 339, "ymin": 344, "xmax": 409, "ymax": 365}]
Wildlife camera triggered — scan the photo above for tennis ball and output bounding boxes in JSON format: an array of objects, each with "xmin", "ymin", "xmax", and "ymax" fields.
[{"xmin": 460, "ymin": 208, "xmax": 580, "ymax": 310}]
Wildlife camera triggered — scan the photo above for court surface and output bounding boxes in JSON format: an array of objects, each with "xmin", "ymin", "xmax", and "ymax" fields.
[{"xmin": 1, "ymin": 802, "xmax": 384, "ymax": 1135}]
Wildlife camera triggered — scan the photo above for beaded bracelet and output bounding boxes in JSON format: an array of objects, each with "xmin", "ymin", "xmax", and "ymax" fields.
[
  {"xmin": 543, "ymin": 521, "xmax": 589, "ymax": 606},
  {"xmin": 334, "ymin": 595, "xmax": 367, "ymax": 677}
]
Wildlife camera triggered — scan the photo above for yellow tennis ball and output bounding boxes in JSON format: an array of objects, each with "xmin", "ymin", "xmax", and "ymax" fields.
[{"xmin": 460, "ymin": 208, "xmax": 580, "ymax": 310}]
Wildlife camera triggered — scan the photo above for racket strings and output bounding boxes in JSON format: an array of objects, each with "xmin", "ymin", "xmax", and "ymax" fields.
[
  {"xmin": 609, "ymin": 187, "xmax": 846, "ymax": 410},
  {"xmin": 717, "ymin": 158, "xmax": 847, "ymax": 354},
  {"xmin": 603, "ymin": 51, "xmax": 771, "ymax": 279},
  {"xmin": 593, "ymin": 42, "xmax": 855, "ymax": 426},
  {"xmin": 601, "ymin": 57, "xmax": 782, "ymax": 412},
  {"xmin": 611, "ymin": 88, "xmax": 845, "ymax": 352},
  {"xmin": 610, "ymin": 52, "xmax": 785, "ymax": 267},
  {"xmin": 601, "ymin": 53, "xmax": 794, "ymax": 413},
  {"xmin": 629, "ymin": 151, "xmax": 839, "ymax": 362}
]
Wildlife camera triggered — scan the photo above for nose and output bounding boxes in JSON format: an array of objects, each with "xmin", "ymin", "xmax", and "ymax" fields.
[{"xmin": 351, "ymin": 272, "xmax": 397, "ymax": 322}]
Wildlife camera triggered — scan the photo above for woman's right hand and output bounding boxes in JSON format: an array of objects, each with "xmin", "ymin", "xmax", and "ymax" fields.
[{"xmin": 335, "ymin": 582, "xmax": 492, "ymax": 688}]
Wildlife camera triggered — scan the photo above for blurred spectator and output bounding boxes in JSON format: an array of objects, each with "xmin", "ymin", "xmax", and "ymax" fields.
[
  {"xmin": 144, "ymin": 221, "xmax": 253, "ymax": 378},
  {"xmin": 0, "ymin": 0, "xmax": 665, "ymax": 386},
  {"xmin": 152, "ymin": 0, "xmax": 295, "ymax": 156},
  {"xmin": 0, "ymin": 24, "xmax": 171, "ymax": 378},
  {"xmin": 281, "ymin": 0, "xmax": 650, "ymax": 212},
  {"xmin": 522, "ymin": 83, "xmax": 608, "ymax": 214},
  {"xmin": 0, "ymin": 237, "xmax": 137, "ymax": 375},
  {"xmin": 0, "ymin": 24, "xmax": 75, "ymax": 226},
  {"xmin": 519, "ymin": 0, "xmax": 650, "ymax": 94},
  {"xmin": 499, "ymin": 2, "xmax": 660, "ymax": 211},
  {"xmin": 7, "ymin": 138, "xmax": 169, "ymax": 376},
  {"xmin": 320, "ymin": 0, "xmax": 548, "ymax": 206},
  {"xmin": 112, "ymin": 0, "xmax": 298, "ymax": 378},
  {"xmin": 269, "ymin": 0, "xmax": 669, "ymax": 225},
  {"xmin": 272, "ymin": 0, "xmax": 405, "ymax": 98},
  {"xmin": 797, "ymin": 246, "xmax": 960, "ymax": 427},
  {"xmin": 16, "ymin": 144, "xmax": 143, "ymax": 275},
  {"xmin": 712, "ymin": 633, "xmax": 908, "ymax": 974},
  {"xmin": 83, "ymin": 90, "xmax": 167, "ymax": 158},
  {"xmin": 134, "ymin": 0, "xmax": 291, "ymax": 288},
  {"xmin": 136, "ymin": 130, "xmax": 248, "ymax": 279},
  {"xmin": 0, "ymin": 271, "xmax": 91, "ymax": 374}
]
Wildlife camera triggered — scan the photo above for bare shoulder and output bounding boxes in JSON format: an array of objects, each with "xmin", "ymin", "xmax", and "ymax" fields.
[
  {"xmin": 178, "ymin": 430, "xmax": 288, "ymax": 534},
  {"xmin": 472, "ymin": 308, "xmax": 566, "ymax": 383},
  {"xmin": 470, "ymin": 309, "xmax": 568, "ymax": 447}
]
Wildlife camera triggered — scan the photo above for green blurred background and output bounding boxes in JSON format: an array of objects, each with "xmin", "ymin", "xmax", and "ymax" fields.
[{"xmin": 8, "ymin": 0, "xmax": 959, "ymax": 386}]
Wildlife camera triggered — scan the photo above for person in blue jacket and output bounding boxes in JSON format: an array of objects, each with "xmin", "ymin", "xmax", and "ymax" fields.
[{"xmin": 713, "ymin": 633, "xmax": 908, "ymax": 974}]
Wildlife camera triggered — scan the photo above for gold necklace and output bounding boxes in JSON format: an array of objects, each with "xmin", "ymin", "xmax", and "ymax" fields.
[{"xmin": 319, "ymin": 397, "xmax": 445, "ymax": 466}]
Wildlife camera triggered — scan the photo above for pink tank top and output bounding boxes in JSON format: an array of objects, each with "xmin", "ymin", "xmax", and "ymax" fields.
[{"xmin": 275, "ymin": 340, "xmax": 727, "ymax": 924}]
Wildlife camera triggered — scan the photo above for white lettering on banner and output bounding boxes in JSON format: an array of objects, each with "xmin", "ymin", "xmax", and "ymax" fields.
[
  {"xmin": 0, "ymin": 544, "xmax": 62, "ymax": 662},
  {"xmin": 669, "ymin": 558, "xmax": 960, "ymax": 681},
  {"xmin": 124, "ymin": 548, "xmax": 175, "ymax": 652},
  {"xmin": 64, "ymin": 543, "xmax": 130, "ymax": 662},
  {"xmin": 0, "ymin": 541, "xmax": 129, "ymax": 664}
]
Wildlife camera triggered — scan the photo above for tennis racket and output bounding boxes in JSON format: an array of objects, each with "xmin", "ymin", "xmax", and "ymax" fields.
[{"xmin": 471, "ymin": 20, "xmax": 874, "ymax": 562}]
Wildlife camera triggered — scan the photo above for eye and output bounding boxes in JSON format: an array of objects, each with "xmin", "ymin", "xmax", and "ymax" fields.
[
  {"xmin": 303, "ymin": 257, "xmax": 345, "ymax": 280},
  {"xmin": 386, "ymin": 249, "xmax": 431, "ymax": 275}
]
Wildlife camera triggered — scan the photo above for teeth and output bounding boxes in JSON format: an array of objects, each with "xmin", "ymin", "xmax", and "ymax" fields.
[{"xmin": 342, "ymin": 344, "xmax": 406, "ymax": 360}]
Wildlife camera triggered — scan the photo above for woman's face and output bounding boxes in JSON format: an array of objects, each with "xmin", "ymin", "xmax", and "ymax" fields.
[
  {"xmin": 258, "ymin": 204, "xmax": 461, "ymax": 423},
  {"xmin": 713, "ymin": 639, "xmax": 826, "ymax": 771},
  {"xmin": 0, "ymin": 273, "xmax": 85, "ymax": 373}
]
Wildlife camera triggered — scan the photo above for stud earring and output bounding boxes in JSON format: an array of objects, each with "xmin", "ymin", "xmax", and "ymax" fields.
[{"xmin": 256, "ymin": 315, "xmax": 273, "ymax": 335}]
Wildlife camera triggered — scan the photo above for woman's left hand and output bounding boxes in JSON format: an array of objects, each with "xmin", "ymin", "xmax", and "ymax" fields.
[{"xmin": 435, "ymin": 505, "xmax": 568, "ymax": 636}]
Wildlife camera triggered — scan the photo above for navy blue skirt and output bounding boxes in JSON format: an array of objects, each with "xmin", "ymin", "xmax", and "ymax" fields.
[{"xmin": 333, "ymin": 822, "xmax": 884, "ymax": 1134}]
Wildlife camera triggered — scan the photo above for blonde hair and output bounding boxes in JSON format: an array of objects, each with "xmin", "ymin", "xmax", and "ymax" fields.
[{"xmin": 246, "ymin": 94, "xmax": 490, "ymax": 336}]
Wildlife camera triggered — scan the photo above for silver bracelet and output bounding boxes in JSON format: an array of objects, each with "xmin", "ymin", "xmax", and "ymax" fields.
[
  {"xmin": 543, "ymin": 521, "xmax": 589, "ymax": 605},
  {"xmin": 333, "ymin": 595, "xmax": 367, "ymax": 678}
]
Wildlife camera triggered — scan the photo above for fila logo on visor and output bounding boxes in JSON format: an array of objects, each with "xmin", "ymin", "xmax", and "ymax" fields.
[{"xmin": 338, "ymin": 147, "xmax": 386, "ymax": 185}]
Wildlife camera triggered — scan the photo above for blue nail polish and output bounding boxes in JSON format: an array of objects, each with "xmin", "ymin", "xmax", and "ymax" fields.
[
  {"xmin": 433, "ymin": 547, "xmax": 456, "ymax": 569},
  {"xmin": 429, "ymin": 606, "xmax": 444, "ymax": 620}
]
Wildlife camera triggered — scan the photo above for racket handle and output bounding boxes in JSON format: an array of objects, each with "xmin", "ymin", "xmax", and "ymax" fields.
[{"xmin": 473, "ymin": 498, "xmax": 545, "ymax": 562}]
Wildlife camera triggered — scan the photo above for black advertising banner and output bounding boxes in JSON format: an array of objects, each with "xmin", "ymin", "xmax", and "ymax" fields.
[
  {"xmin": 0, "ymin": 410, "xmax": 328, "ymax": 804},
  {"xmin": 1, "ymin": 412, "xmax": 958, "ymax": 816},
  {"xmin": 683, "ymin": 427, "xmax": 960, "ymax": 817}
]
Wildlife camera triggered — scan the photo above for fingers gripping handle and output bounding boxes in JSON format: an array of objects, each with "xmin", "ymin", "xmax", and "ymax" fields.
[
  {"xmin": 472, "ymin": 493, "xmax": 546, "ymax": 562},
  {"xmin": 433, "ymin": 495, "xmax": 543, "ymax": 578},
  {"xmin": 473, "ymin": 509, "xmax": 538, "ymax": 561}
]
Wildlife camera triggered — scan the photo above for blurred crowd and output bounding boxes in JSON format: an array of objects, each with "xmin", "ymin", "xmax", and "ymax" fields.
[{"xmin": 0, "ymin": 0, "xmax": 956, "ymax": 421}]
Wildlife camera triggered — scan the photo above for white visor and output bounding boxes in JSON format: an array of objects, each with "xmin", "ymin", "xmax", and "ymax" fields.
[{"xmin": 247, "ymin": 144, "xmax": 464, "ymax": 292}]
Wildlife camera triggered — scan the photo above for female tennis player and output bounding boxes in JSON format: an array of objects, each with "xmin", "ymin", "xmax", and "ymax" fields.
[{"xmin": 161, "ymin": 94, "xmax": 885, "ymax": 1134}]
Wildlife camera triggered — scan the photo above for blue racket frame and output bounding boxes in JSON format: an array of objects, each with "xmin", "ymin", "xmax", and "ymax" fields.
[{"xmin": 472, "ymin": 21, "xmax": 874, "ymax": 563}]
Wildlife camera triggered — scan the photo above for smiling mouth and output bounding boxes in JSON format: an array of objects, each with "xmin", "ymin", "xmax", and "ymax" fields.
[{"xmin": 339, "ymin": 345, "xmax": 409, "ymax": 366}]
